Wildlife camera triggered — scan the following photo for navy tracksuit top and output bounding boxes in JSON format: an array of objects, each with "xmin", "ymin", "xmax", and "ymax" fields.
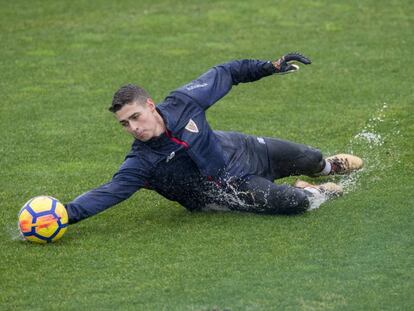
[{"xmin": 66, "ymin": 59, "xmax": 277, "ymax": 223}]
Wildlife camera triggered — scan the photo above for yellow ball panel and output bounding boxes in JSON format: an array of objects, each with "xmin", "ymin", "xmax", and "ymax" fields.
[
  {"xmin": 34, "ymin": 214, "xmax": 60, "ymax": 239},
  {"xmin": 52, "ymin": 226, "xmax": 67, "ymax": 242},
  {"xmin": 54, "ymin": 201, "xmax": 68, "ymax": 225},
  {"xmin": 30, "ymin": 196, "xmax": 54, "ymax": 212},
  {"xmin": 25, "ymin": 235, "xmax": 47, "ymax": 244}
]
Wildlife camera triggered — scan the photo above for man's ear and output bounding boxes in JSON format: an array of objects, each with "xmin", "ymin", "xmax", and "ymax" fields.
[{"xmin": 146, "ymin": 98, "xmax": 156, "ymax": 111}]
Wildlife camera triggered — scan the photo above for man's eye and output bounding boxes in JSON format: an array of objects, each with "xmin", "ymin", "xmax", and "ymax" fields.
[
  {"xmin": 121, "ymin": 122, "xmax": 129, "ymax": 127},
  {"xmin": 131, "ymin": 114, "xmax": 140, "ymax": 120}
]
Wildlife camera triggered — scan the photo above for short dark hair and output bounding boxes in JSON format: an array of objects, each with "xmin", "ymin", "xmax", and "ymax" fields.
[{"xmin": 109, "ymin": 84, "xmax": 150, "ymax": 113}]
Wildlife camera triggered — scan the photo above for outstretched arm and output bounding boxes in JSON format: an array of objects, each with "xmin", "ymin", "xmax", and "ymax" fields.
[
  {"xmin": 172, "ymin": 52, "xmax": 311, "ymax": 110},
  {"xmin": 65, "ymin": 166, "xmax": 147, "ymax": 224}
]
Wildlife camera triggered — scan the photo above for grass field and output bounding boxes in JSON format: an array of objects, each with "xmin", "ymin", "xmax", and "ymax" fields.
[{"xmin": 1, "ymin": 0, "xmax": 413, "ymax": 310}]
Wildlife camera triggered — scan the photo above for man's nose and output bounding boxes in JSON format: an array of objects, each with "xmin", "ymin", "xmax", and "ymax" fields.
[{"xmin": 130, "ymin": 120, "xmax": 140, "ymax": 131}]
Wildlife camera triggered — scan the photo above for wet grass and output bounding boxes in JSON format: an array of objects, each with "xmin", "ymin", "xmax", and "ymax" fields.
[{"xmin": 1, "ymin": 0, "xmax": 413, "ymax": 310}]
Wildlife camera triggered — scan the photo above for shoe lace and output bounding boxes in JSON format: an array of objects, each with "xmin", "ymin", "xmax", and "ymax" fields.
[{"xmin": 328, "ymin": 157, "xmax": 349, "ymax": 173}]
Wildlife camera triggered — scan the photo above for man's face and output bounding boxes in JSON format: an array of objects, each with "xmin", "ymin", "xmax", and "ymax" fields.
[{"xmin": 115, "ymin": 99, "xmax": 162, "ymax": 142}]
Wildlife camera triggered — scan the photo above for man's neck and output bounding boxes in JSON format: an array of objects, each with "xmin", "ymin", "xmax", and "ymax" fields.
[{"xmin": 154, "ymin": 109, "xmax": 167, "ymax": 136}]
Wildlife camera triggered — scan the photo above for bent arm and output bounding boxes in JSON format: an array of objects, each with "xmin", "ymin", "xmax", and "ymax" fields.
[
  {"xmin": 65, "ymin": 168, "xmax": 146, "ymax": 224},
  {"xmin": 173, "ymin": 59, "xmax": 277, "ymax": 110}
]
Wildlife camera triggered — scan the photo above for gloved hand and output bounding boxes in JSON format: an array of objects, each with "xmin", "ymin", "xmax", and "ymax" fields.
[{"xmin": 272, "ymin": 52, "xmax": 312, "ymax": 74}]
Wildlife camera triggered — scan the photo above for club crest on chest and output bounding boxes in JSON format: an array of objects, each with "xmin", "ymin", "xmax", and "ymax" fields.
[{"xmin": 185, "ymin": 119, "xmax": 199, "ymax": 133}]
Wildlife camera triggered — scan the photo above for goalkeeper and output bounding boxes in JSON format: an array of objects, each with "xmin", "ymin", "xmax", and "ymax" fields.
[{"xmin": 65, "ymin": 52, "xmax": 363, "ymax": 224}]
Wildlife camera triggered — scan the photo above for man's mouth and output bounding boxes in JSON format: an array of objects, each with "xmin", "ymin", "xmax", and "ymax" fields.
[{"xmin": 135, "ymin": 131, "xmax": 145, "ymax": 139}]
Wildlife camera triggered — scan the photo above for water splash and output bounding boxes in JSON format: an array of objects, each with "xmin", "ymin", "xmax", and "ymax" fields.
[
  {"xmin": 354, "ymin": 131, "xmax": 383, "ymax": 147},
  {"xmin": 202, "ymin": 181, "xmax": 270, "ymax": 212},
  {"xmin": 339, "ymin": 102, "xmax": 400, "ymax": 193},
  {"xmin": 306, "ymin": 190, "xmax": 328, "ymax": 211},
  {"xmin": 6, "ymin": 222, "xmax": 25, "ymax": 241}
]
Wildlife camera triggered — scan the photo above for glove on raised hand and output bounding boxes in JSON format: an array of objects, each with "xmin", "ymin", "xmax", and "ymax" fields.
[{"xmin": 272, "ymin": 52, "xmax": 311, "ymax": 74}]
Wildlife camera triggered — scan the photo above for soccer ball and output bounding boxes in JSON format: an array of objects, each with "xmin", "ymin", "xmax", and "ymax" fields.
[{"xmin": 18, "ymin": 196, "xmax": 68, "ymax": 244}]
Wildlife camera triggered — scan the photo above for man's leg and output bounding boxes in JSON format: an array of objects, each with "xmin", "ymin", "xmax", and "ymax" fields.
[
  {"xmin": 230, "ymin": 175, "xmax": 310, "ymax": 215},
  {"xmin": 201, "ymin": 174, "xmax": 344, "ymax": 215},
  {"xmin": 264, "ymin": 137, "xmax": 325, "ymax": 179},
  {"xmin": 264, "ymin": 138, "xmax": 363, "ymax": 178},
  {"xmin": 218, "ymin": 175, "xmax": 344, "ymax": 215}
]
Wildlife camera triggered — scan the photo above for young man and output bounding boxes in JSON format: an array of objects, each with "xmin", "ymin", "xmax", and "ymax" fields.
[{"xmin": 65, "ymin": 52, "xmax": 363, "ymax": 224}]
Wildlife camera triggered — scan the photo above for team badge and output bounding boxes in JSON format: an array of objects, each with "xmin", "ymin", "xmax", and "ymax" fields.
[{"xmin": 185, "ymin": 119, "xmax": 199, "ymax": 133}]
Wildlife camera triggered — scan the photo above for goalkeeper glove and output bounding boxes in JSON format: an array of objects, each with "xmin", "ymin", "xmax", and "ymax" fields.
[{"xmin": 272, "ymin": 52, "xmax": 311, "ymax": 74}]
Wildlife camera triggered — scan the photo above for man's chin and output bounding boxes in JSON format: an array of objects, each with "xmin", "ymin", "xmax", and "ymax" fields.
[{"xmin": 134, "ymin": 134, "xmax": 151, "ymax": 142}]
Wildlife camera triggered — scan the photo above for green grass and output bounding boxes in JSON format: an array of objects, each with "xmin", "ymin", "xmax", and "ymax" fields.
[{"xmin": 1, "ymin": 0, "xmax": 413, "ymax": 310}]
